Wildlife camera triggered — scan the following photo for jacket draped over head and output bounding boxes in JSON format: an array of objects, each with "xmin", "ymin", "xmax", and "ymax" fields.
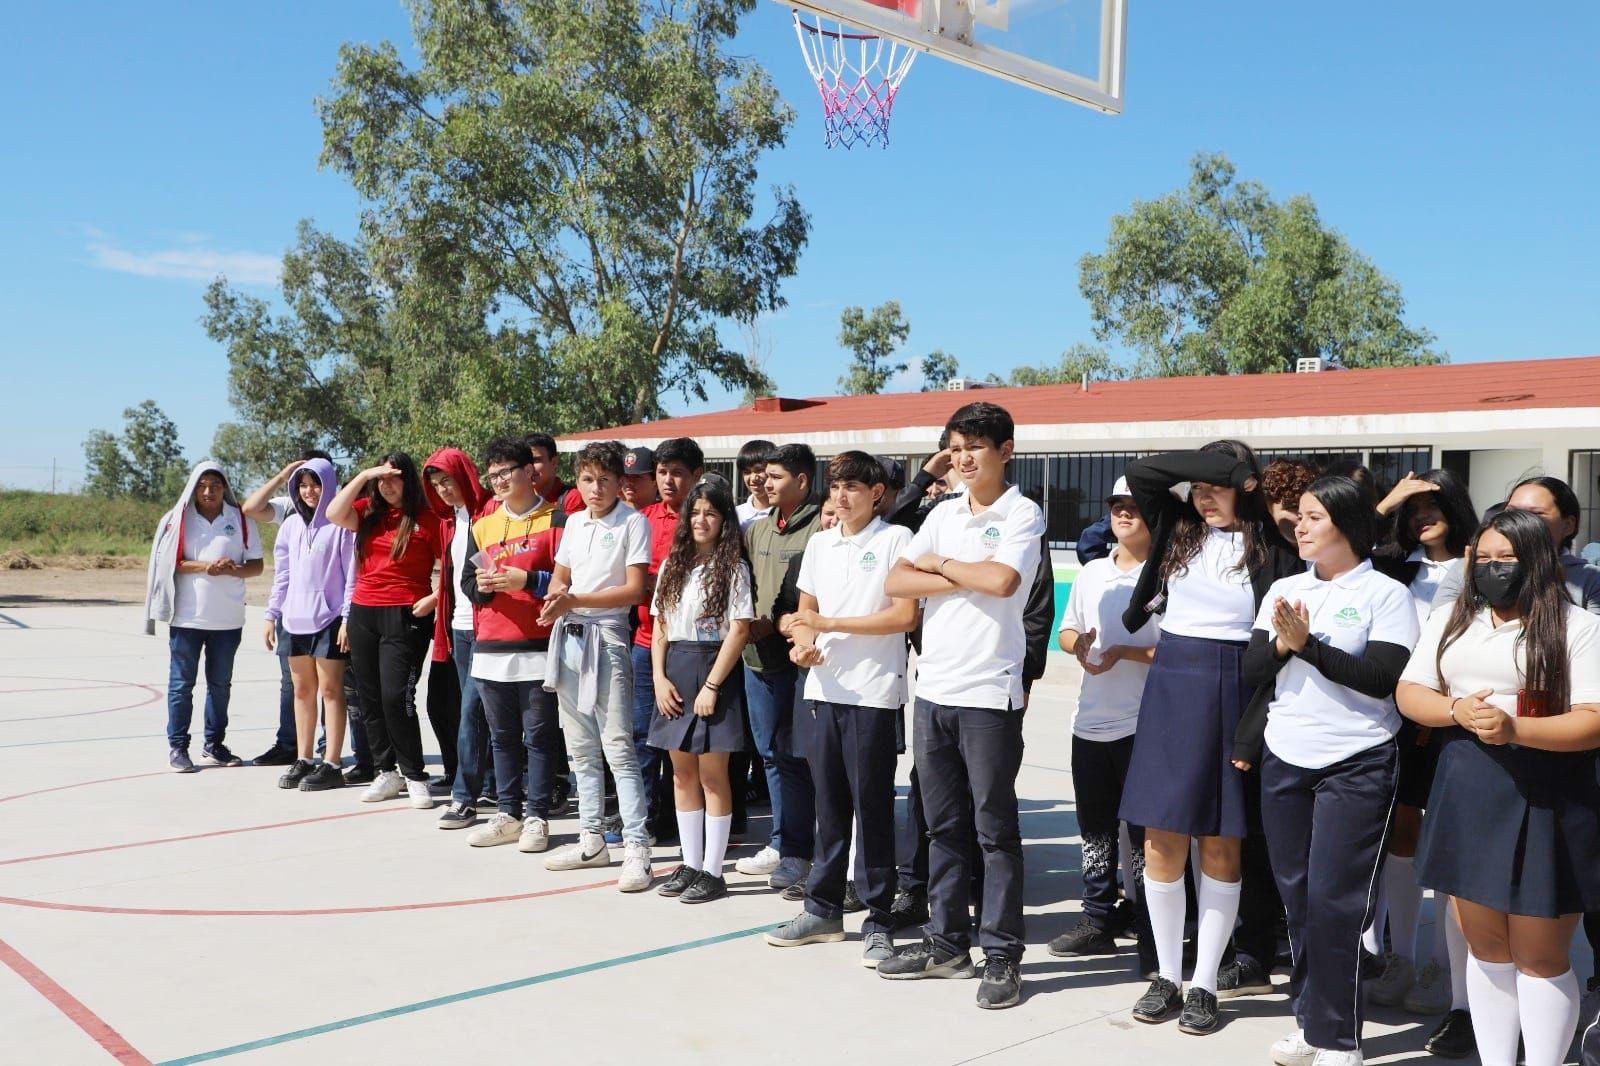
[{"xmin": 143, "ymin": 460, "xmax": 247, "ymax": 634}]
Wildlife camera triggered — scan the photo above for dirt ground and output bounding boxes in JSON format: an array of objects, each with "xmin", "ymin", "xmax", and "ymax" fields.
[{"xmin": 0, "ymin": 564, "xmax": 274, "ymax": 608}]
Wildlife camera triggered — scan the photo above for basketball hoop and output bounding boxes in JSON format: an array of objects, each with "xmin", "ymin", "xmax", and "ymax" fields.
[{"xmin": 791, "ymin": 9, "xmax": 917, "ymax": 149}]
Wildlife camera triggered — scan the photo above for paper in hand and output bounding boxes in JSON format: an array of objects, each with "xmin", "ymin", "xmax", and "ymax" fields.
[{"xmin": 470, "ymin": 549, "xmax": 500, "ymax": 574}]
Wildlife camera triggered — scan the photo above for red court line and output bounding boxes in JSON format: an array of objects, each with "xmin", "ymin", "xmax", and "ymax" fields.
[
  {"xmin": 0, "ymin": 935, "xmax": 153, "ymax": 1064},
  {"xmin": 0, "ymin": 675, "xmax": 163, "ymax": 723},
  {"xmin": 0, "ymin": 684, "xmax": 123, "ymax": 694},
  {"xmin": 0, "ymin": 771, "xmax": 170, "ymax": 805}
]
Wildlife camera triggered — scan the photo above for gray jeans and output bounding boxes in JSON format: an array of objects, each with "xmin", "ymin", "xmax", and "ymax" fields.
[{"xmin": 554, "ymin": 624, "xmax": 649, "ymax": 845}]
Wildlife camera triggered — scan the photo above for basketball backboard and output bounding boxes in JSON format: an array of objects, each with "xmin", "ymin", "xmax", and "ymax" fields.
[{"xmin": 781, "ymin": 0, "xmax": 1126, "ymax": 113}]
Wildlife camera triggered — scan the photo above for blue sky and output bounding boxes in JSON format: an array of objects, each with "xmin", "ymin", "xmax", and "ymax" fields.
[{"xmin": 3, "ymin": 1, "xmax": 1597, "ymax": 491}]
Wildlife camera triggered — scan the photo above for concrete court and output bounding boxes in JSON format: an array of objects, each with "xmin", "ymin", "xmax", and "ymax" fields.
[{"xmin": 1, "ymin": 595, "xmax": 1575, "ymax": 1065}]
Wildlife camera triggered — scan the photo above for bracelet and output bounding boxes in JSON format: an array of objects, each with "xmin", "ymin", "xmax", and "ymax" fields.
[
  {"xmin": 704, "ymin": 680, "xmax": 720, "ymax": 692},
  {"xmin": 1448, "ymin": 696, "xmax": 1463, "ymax": 719},
  {"xmin": 937, "ymin": 557, "xmax": 951, "ymax": 577}
]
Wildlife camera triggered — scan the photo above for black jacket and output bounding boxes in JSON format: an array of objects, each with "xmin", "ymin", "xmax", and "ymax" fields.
[{"xmin": 1120, "ymin": 450, "xmax": 1303, "ymax": 763}]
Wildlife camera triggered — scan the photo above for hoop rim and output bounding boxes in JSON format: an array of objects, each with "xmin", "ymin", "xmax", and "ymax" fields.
[{"xmin": 792, "ymin": 12, "xmax": 882, "ymax": 42}]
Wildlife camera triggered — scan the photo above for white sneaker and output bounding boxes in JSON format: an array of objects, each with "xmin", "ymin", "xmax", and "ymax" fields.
[
  {"xmin": 360, "ymin": 770, "xmax": 404, "ymax": 803},
  {"xmin": 1310, "ymin": 1050, "xmax": 1362, "ymax": 1066},
  {"xmin": 1366, "ymin": 952, "xmax": 1414, "ymax": 1006},
  {"xmin": 467, "ymin": 812, "xmax": 522, "ymax": 847},
  {"xmin": 618, "ymin": 842, "xmax": 654, "ymax": 892},
  {"xmin": 1402, "ymin": 959, "xmax": 1450, "ymax": 1015},
  {"xmin": 518, "ymin": 817, "xmax": 550, "ymax": 853},
  {"xmin": 735, "ymin": 845, "xmax": 780, "ymax": 876},
  {"xmin": 406, "ymin": 778, "xmax": 434, "ymax": 810},
  {"xmin": 1270, "ymin": 1029, "xmax": 1317, "ymax": 1066},
  {"xmin": 544, "ymin": 832, "xmax": 610, "ymax": 871}
]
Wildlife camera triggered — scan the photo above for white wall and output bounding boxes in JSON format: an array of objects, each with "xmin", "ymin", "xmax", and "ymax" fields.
[{"xmin": 1467, "ymin": 449, "xmax": 1546, "ymax": 515}]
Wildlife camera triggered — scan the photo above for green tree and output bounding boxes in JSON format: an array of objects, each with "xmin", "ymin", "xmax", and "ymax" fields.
[
  {"xmin": 82, "ymin": 401, "xmax": 188, "ymax": 501},
  {"xmin": 919, "ymin": 349, "xmax": 960, "ymax": 392},
  {"xmin": 205, "ymin": 0, "xmax": 808, "ymax": 477},
  {"xmin": 837, "ymin": 300, "xmax": 910, "ymax": 395},
  {"xmin": 1079, "ymin": 152, "xmax": 1442, "ymax": 377},
  {"xmin": 1007, "ymin": 343, "xmax": 1130, "ymax": 386}
]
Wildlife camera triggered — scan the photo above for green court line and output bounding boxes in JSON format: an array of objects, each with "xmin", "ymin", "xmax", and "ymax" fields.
[{"xmin": 157, "ymin": 923, "xmax": 773, "ymax": 1064}]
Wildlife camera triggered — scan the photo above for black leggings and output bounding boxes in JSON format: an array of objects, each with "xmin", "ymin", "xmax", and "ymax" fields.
[{"xmin": 347, "ymin": 604, "xmax": 431, "ymax": 781}]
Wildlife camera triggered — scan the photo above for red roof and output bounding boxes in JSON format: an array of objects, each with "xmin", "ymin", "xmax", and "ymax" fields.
[{"xmin": 561, "ymin": 355, "xmax": 1600, "ymax": 441}]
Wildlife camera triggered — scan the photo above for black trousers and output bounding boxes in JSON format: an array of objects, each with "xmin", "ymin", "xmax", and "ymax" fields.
[
  {"xmin": 1071, "ymin": 733, "xmax": 1143, "ymax": 928},
  {"xmin": 1232, "ymin": 764, "xmax": 1285, "ymax": 972},
  {"xmin": 914, "ymin": 698, "xmax": 1025, "ymax": 961},
  {"xmin": 422, "ymin": 654, "xmax": 459, "ymax": 783},
  {"xmin": 1261, "ymin": 740, "xmax": 1397, "ymax": 1053},
  {"xmin": 803, "ymin": 701, "xmax": 899, "ymax": 935},
  {"xmin": 897, "ymin": 765, "xmax": 930, "ymax": 894},
  {"xmin": 346, "ymin": 604, "xmax": 430, "ymax": 780}
]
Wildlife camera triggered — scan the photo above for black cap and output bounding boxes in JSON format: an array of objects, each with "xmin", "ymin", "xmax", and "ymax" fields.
[
  {"xmin": 874, "ymin": 454, "xmax": 905, "ymax": 489},
  {"xmin": 622, "ymin": 447, "xmax": 655, "ymax": 476},
  {"xmin": 697, "ymin": 471, "xmax": 732, "ymax": 494}
]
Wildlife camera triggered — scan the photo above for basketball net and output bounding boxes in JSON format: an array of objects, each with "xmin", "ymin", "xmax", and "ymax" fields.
[{"xmin": 792, "ymin": 9, "xmax": 917, "ymax": 149}]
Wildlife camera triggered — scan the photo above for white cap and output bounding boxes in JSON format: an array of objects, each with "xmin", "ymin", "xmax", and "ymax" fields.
[{"xmin": 1107, "ymin": 476, "xmax": 1132, "ymax": 503}]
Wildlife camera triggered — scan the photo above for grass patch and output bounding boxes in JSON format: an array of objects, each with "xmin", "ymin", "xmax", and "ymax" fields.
[{"xmin": 0, "ymin": 490, "xmax": 277, "ymax": 561}]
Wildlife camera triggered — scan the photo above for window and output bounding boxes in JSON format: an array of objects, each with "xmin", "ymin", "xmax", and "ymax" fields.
[
  {"xmin": 1045, "ymin": 453, "xmax": 1142, "ymax": 549},
  {"xmin": 1570, "ymin": 451, "xmax": 1600, "ymax": 552}
]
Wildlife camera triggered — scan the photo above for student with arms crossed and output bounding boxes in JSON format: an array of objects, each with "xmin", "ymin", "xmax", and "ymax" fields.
[
  {"xmin": 538, "ymin": 442, "xmax": 654, "ymax": 891},
  {"xmin": 879, "ymin": 402, "xmax": 1045, "ymax": 1011},
  {"xmin": 763, "ymin": 452, "xmax": 918, "ymax": 965}
]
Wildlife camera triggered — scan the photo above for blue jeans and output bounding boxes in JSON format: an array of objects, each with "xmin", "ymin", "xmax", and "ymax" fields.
[
  {"xmin": 450, "ymin": 628, "xmax": 494, "ymax": 807},
  {"xmin": 631, "ymin": 643, "xmax": 662, "ymax": 822},
  {"xmin": 745, "ymin": 665, "xmax": 815, "ymax": 859},
  {"xmin": 274, "ymin": 632, "xmax": 296, "ymax": 749},
  {"xmin": 166, "ymin": 626, "xmax": 242, "ymax": 750},
  {"xmin": 477, "ymin": 679, "xmax": 558, "ymax": 819}
]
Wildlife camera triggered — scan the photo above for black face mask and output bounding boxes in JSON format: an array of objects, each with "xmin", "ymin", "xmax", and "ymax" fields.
[{"xmin": 1473, "ymin": 561, "xmax": 1523, "ymax": 609}]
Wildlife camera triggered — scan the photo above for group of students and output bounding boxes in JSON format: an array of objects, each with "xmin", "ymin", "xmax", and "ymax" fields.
[{"xmin": 141, "ymin": 402, "xmax": 1600, "ymax": 1064}]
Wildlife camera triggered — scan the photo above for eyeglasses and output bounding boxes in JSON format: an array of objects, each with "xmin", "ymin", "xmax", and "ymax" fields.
[{"xmin": 484, "ymin": 467, "xmax": 523, "ymax": 487}]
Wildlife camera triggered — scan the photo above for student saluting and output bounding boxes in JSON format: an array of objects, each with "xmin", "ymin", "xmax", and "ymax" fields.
[
  {"xmin": 1397, "ymin": 509, "xmax": 1600, "ymax": 1066},
  {"xmin": 1242, "ymin": 476, "xmax": 1420, "ymax": 1066}
]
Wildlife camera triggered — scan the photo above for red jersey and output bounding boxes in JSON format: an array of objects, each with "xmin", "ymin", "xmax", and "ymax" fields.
[
  {"xmin": 633, "ymin": 500, "xmax": 680, "ymax": 648},
  {"xmin": 351, "ymin": 498, "xmax": 442, "ymax": 608}
]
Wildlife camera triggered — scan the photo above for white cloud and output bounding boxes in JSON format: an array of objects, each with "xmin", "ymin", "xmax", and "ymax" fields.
[
  {"xmin": 87, "ymin": 234, "xmax": 280, "ymax": 285},
  {"xmin": 886, "ymin": 362, "xmax": 927, "ymax": 393}
]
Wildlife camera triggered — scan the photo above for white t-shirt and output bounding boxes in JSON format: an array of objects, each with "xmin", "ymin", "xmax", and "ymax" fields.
[
  {"xmin": 737, "ymin": 497, "xmax": 771, "ymax": 532},
  {"xmin": 901, "ymin": 484, "xmax": 1045, "ymax": 711},
  {"xmin": 267, "ymin": 495, "xmax": 292, "ymax": 525},
  {"xmin": 1059, "ymin": 547, "xmax": 1156, "ymax": 740},
  {"xmin": 1161, "ymin": 528, "xmax": 1256, "ymax": 641},
  {"xmin": 797, "ymin": 517, "xmax": 913, "ymax": 710},
  {"xmin": 554, "ymin": 502, "xmax": 651, "ymax": 622},
  {"xmin": 1258, "ymin": 560, "xmax": 1421, "ymax": 769},
  {"xmin": 1401, "ymin": 601, "xmax": 1600, "ymax": 716},
  {"xmin": 172, "ymin": 508, "xmax": 264, "ymax": 631},
  {"xmin": 651, "ymin": 561, "xmax": 755, "ymax": 643},
  {"xmin": 450, "ymin": 506, "xmax": 475, "ymax": 632},
  {"xmin": 1405, "ymin": 549, "xmax": 1459, "ymax": 627}
]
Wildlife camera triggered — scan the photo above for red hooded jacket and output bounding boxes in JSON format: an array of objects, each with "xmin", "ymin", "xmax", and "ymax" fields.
[{"xmin": 423, "ymin": 447, "xmax": 492, "ymax": 663}]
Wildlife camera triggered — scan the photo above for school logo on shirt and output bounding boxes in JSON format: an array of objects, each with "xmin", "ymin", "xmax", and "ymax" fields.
[
  {"xmin": 600, "ymin": 530, "xmax": 617, "ymax": 549},
  {"xmin": 224, "ymin": 523, "xmax": 237, "ymax": 536},
  {"xmin": 1333, "ymin": 606, "xmax": 1362, "ymax": 627},
  {"xmin": 859, "ymin": 551, "xmax": 878, "ymax": 573},
  {"xmin": 980, "ymin": 526, "xmax": 1001, "ymax": 550}
]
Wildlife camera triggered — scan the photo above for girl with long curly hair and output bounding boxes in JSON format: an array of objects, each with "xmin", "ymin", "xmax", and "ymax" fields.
[{"xmin": 649, "ymin": 481, "xmax": 754, "ymax": 905}]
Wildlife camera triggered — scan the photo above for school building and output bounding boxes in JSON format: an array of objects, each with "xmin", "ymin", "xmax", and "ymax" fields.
[{"xmin": 561, "ymin": 354, "xmax": 1600, "ymax": 555}]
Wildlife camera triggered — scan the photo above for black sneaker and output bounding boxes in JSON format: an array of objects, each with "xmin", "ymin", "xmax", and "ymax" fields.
[
  {"xmin": 657, "ymin": 865, "xmax": 700, "ymax": 898},
  {"xmin": 1216, "ymin": 956, "xmax": 1274, "ymax": 999},
  {"xmin": 549, "ymin": 778, "xmax": 571, "ymax": 816},
  {"xmin": 476, "ymin": 793, "xmax": 497, "ymax": 809},
  {"xmin": 299, "ymin": 762, "xmax": 344, "ymax": 791},
  {"xmin": 1359, "ymin": 947, "xmax": 1386, "ymax": 980},
  {"xmin": 1048, "ymin": 917, "xmax": 1119, "ymax": 957},
  {"xmin": 876, "ymin": 938, "xmax": 975, "ymax": 980},
  {"xmin": 437, "ymin": 802, "xmax": 476, "ymax": 829},
  {"xmin": 277, "ymin": 759, "xmax": 315, "ymax": 789},
  {"xmin": 975, "ymin": 956, "xmax": 1022, "ymax": 1009},
  {"xmin": 343, "ymin": 764, "xmax": 377, "ymax": 786},
  {"xmin": 1423, "ymin": 1008, "xmax": 1475, "ymax": 1059},
  {"xmin": 781, "ymin": 882, "xmax": 805, "ymax": 902},
  {"xmin": 169, "ymin": 748, "xmax": 197, "ymax": 774},
  {"xmin": 842, "ymin": 880, "xmax": 865, "ymax": 913},
  {"xmin": 202, "ymin": 742, "xmax": 242, "ymax": 767},
  {"xmin": 1177, "ymin": 988, "xmax": 1219, "ymax": 1035},
  {"xmin": 889, "ymin": 888, "xmax": 928, "ymax": 930},
  {"xmin": 1131, "ymin": 977, "xmax": 1183, "ymax": 1023},
  {"xmin": 679, "ymin": 871, "xmax": 728, "ymax": 904},
  {"xmin": 252, "ymin": 743, "xmax": 297, "ymax": 766},
  {"xmin": 1107, "ymin": 899, "xmax": 1138, "ymax": 939}
]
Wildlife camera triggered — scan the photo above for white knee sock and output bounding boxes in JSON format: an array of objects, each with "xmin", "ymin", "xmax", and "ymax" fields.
[
  {"xmin": 677, "ymin": 808, "xmax": 705, "ymax": 871},
  {"xmin": 1144, "ymin": 874, "xmax": 1186, "ymax": 985},
  {"xmin": 1193, "ymin": 874, "xmax": 1242, "ymax": 995},
  {"xmin": 1363, "ymin": 882, "xmax": 1389, "ymax": 956},
  {"xmin": 1445, "ymin": 898, "xmax": 1470, "ymax": 1010},
  {"xmin": 1516, "ymin": 969, "xmax": 1580, "ymax": 1066},
  {"xmin": 1383, "ymin": 856, "xmax": 1421, "ymax": 964},
  {"xmin": 1465, "ymin": 955, "xmax": 1521, "ymax": 1066},
  {"xmin": 704, "ymin": 814, "xmax": 732, "ymax": 876}
]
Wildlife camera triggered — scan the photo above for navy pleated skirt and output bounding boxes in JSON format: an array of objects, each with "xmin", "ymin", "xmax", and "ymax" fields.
[
  {"xmin": 1417, "ymin": 732, "xmax": 1600, "ymax": 918},
  {"xmin": 1119, "ymin": 632, "xmax": 1251, "ymax": 838},
  {"xmin": 1395, "ymin": 720, "xmax": 1443, "ymax": 809},
  {"xmin": 648, "ymin": 641, "xmax": 747, "ymax": 755}
]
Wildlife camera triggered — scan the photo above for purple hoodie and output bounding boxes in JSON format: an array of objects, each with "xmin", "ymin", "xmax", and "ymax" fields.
[{"xmin": 266, "ymin": 458, "xmax": 356, "ymax": 635}]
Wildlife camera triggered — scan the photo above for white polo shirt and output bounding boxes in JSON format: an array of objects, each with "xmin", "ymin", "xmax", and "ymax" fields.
[
  {"xmin": 554, "ymin": 502, "xmax": 651, "ymax": 622},
  {"xmin": 1058, "ymin": 547, "xmax": 1157, "ymax": 740},
  {"xmin": 737, "ymin": 498, "xmax": 771, "ymax": 532},
  {"xmin": 652, "ymin": 561, "xmax": 755, "ymax": 643},
  {"xmin": 1257, "ymin": 560, "xmax": 1420, "ymax": 769},
  {"xmin": 797, "ymin": 517, "xmax": 913, "ymax": 710},
  {"xmin": 900, "ymin": 484, "xmax": 1045, "ymax": 711},
  {"xmin": 1161, "ymin": 528, "xmax": 1256, "ymax": 641},
  {"xmin": 171, "ymin": 507, "xmax": 263, "ymax": 631},
  {"xmin": 1404, "ymin": 549, "xmax": 1459, "ymax": 627},
  {"xmin": 1401, "ymin": 600, "xmax": 1600, "ymax": 715}
]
